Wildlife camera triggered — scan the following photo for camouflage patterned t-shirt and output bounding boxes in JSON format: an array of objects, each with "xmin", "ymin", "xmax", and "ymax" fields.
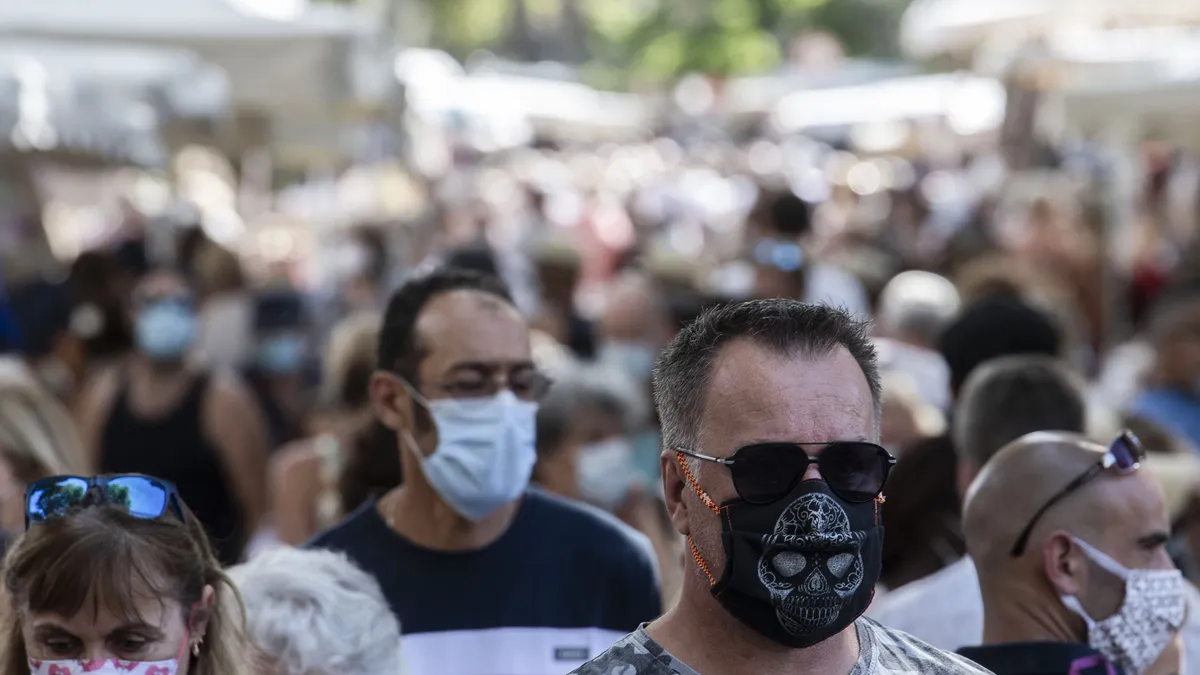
[{"xmin": 569, "ymin": 617, "xmax": 995, "ymax": 675}]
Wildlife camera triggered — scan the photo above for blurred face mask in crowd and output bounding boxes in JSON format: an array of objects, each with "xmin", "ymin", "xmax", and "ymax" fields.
[
  {"xmin": 135, "ymin": 300, "xmax": 195, "ymax": 363},
  {"xmin": 575, "ymin": 437, "xmax": 642, "ymax": 512},
  {"xmin": 1060, "ymin": 537, "xmax": 1185, "ymax": 675},
  {"xmin": 599, "ymin": 342, "xmax": 657, "ymax": 381},
  {"xmin": 404, "ymin": 389, "xmax": 538, "ymax": 521},
  {"xmin": 257, "ymin": 333, "xmax": 306, "ymax": 374}
]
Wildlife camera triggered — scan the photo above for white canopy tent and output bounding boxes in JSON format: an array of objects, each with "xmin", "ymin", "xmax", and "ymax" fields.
[
  {"xmin": 0, "ymin": 0, "xmax": 387, "ymax": 121},
  {"xmin": 901, "ymin": 0, "xmax": 1200, "ymax": 62},
  {"xmin": 0, "ymin": 38, "xmax": 229, "ymax": 120}
]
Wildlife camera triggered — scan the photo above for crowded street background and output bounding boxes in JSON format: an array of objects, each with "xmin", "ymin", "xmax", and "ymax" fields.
[{"xmin": 5, "ymin": 1, "xmax": 1200, "ymax": 674}]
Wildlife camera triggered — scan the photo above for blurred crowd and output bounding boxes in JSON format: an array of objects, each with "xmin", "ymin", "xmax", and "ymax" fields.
[{"xmin": 2, "ymin": 123, "xmax": 1200, "ymax": 675}]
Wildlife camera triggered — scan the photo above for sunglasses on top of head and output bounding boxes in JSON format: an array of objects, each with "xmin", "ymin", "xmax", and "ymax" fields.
[
  {"xmin": 25, "ymin": 474, "xmax": 184, "ymax": 530},
  {"xmin": 677, "ymin": 440, "xmax": 897, "ymax": 505},
  {"xmin": 1009, "ymin": 430, "xmax": 1145, "ymax": 557}
]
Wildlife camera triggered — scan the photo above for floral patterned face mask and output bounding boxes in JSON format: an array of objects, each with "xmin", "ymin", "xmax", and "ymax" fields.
[
  {"xmin": 28, "ymin": 627, "xmax": 191, "ymax": 675},
  {"xmin": 28, "ymin": 658, "xmax": 180, "ymax": 675}
]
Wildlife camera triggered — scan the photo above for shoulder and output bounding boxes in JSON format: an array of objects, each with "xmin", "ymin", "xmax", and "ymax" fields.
[
  {"xmin": 269, "ymin": 439, "xmax": 321, "ymax": 486},
  {"xmin": 858, "ymin": 618, "xmax": 993, "ymax": 674},
  {"xmin": 524, "ymin": 490, "xmax": 656, "ymax": 570},
  {"xmin": 867, "ymin": 559, "xmax": 981, "ymax": 650},
  {"xmin": 569, "ymin": 630, "xmax": 678, "ymax": 675},
  {"xmin": 307, "ymin": 498, "xmax": 379, "ymax": 551}
]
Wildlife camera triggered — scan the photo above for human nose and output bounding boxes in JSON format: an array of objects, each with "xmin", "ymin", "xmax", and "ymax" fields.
[{"xmin": 802, "ymin": 454, "xmax": 822, "ymax": 482}]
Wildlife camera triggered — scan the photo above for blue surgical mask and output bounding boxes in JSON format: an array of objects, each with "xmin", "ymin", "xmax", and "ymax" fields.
[
  {"xmin": 576, "ymin": 437, "xmax": 642, "ymax": 512},
  {"xmin": 404, "ymin": 390, "xmax": 538, "ymax": 521},
  {"xmin": 136, "ymin": 302, "xmax": 195, "ymax": 361},
  {"xmin": 601, "ymin": 342, "xmax": 657, "ymax": 381},
  {"xmin": 258, "ymin": 334, "xmax": 306, "ymax": 373}
]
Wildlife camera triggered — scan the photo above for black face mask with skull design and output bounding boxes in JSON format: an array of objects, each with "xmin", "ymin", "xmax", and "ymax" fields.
[{"xmin": 695, "ymin": 477, "xmax": 883, "ymax": 649}]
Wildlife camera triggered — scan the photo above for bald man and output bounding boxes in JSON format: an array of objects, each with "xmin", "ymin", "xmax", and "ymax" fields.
[{"xmin": 957, "ymin": 431, "xmax": 1187, "ymax": 675}]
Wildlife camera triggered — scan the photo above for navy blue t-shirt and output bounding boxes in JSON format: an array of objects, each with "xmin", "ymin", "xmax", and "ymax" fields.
[{"xmin": 308, "ymin": 489, "xmax": 662, "ymax": 675}]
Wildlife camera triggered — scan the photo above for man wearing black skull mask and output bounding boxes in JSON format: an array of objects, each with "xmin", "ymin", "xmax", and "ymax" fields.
[{"xmin": 573, "ymin": 299, "xmax": 990, "ymax": 675}]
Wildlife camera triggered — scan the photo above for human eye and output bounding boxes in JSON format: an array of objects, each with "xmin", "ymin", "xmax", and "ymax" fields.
[
  {"xmin": 110, "ymin": 633, "xmax": 151, "ymax": 657},
  {"xmin": 42, "ymin": 636, "xmax": 80, "ymax": 657}
]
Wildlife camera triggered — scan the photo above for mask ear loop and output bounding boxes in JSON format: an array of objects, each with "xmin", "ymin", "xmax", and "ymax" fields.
[
  {"xmin": 676, "ymin": 452, "xmax": 720, "ymax": 588},
  {"xmin": 179, "ymin": 601, "xmax": 201, "ymax": 662}
]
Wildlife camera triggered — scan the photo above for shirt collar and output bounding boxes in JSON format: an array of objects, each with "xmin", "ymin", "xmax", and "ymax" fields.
[{"xmin": 957, "ymin": 642, "xmax": 1123, "ymax": 675}]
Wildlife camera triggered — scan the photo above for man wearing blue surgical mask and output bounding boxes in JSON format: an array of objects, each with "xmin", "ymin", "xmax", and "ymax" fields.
[
  {"xmin": 308, "ymin": 267, "xmax": 660, "ymax": 675},
  {"xmin": 959, "ymin": 431, "xmax": 1187, "ymax": 675},
  {"xmin": 77, "ymin": 268, "xmax": 270, "ymax": 565}
]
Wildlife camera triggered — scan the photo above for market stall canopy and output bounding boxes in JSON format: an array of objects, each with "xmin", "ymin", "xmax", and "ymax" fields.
[
  {"xmin": 901, "ymin": 0, "xmax": 1200, "ymax": 61},
  {"xmin": 0, "ymin": 0, "xmax": 389, "ymax": 120},
  {"xmin": 0, "ymin": 38, "xmax": 229, "ymax": 119}
]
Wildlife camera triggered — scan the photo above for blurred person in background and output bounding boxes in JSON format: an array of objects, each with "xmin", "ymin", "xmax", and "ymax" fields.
[
  {"xmin": 871, "ymin": 356, "xmax": 1088, "ymax": 649},
  {"xmin": 0, "ymin": 359, "xmax": 88, "ymax": 553},
  {"xmin": 597, "ymin": 272, "xmax": 673, "ymax": 387},
  {"xmin": 749, "ymin": 190, "xmax": 870, "ymax": 317},
  {"xmin": 1, "ymin": 474, "xmax": 252, "ymax": 675},
  {"xmin": 334, "ymin": 226, "xmax": 391, "ymax": 315},
  {"xmin": 77, "ymin": 269, "xmax": 269, "ymax": 565},
  {"xmin": 577, "ymin": 299, "xmax": 987, "ymax": 675},
  {"xmin": 309, "ymin": 268, "xmax": 660, "ymax": 674},
  {"xmin": 191, "ymin": 243, "xmax": 254, "ymax": 371},
  {"xmin": 879, "ymin": 372, "xmax": 945, "ymax": 457},
  {"xmin": 1129, "ymin": 292, "xmax": 1200, "ymax": 450},
  {"xmin": 231, "ymin": 547, "xmax": 404, "ymax": 675},
  {"xmin": 268, "ymin": 312, "xmax": 382, "ymax": 546},
  {"xmin": 958, "ymin": 432, "xmax": 1186, "ymax": 675},
  {"xmin": 244, "ymin": 289, "xmax": 313, "ymax": 451},
  {"xmin": 881, "ymin": 295, "xmax": 1063, "ymax": 590},
  {"xmin": 533, "ymin": 367, "xmax": 683, "ymax": 609},
  {"xmin": 873, "ymin": 270, "xmax": 961, "ymax": 413},
  {"xmin": 530, "ymin": 237, "xmax": 596, "ymax": 360}
]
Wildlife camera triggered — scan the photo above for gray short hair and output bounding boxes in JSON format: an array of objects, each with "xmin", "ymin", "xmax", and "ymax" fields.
[
  {"xmin": 230, "ymin": 548, "xmax": 404, "ymax": 675},
  {"xmin": 654, "ymin": 299, "xmax": 881, "ymax": 451},
  {"xmin": 536, "ymin": 366, "xmax": 646, "ymax": 456},
  {"xmin": 952, "ymin": 355, "xmax": 1086, "ymax": 470}
]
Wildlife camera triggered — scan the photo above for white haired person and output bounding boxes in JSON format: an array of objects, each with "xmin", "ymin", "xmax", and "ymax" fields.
[
  {"xmin": 230, "ymin": 547, "xmax": 404, "ymax": 675},
  {"xmin": 873, "ymin": 270, "xmax": 960, "ymax": 413}
]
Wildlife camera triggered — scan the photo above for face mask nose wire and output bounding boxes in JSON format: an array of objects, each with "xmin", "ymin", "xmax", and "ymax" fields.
[{"xmin": 677, "ymin": 451, "xmax": 720, "ymax": 587}]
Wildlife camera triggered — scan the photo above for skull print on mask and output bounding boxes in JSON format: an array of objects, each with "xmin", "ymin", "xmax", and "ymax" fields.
[
  {"xmin": 678, "ymin": 453, "xmax": 884, "ymax": 649},
  {"xmin": 758, "ymin": 492, "xmax": 866, "ymax": 634}
]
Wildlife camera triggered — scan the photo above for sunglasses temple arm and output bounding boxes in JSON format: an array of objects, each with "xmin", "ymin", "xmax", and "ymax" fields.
[{"xmin": 1009, "ymin": 464, "xmax": 1101, "ymax": 557}]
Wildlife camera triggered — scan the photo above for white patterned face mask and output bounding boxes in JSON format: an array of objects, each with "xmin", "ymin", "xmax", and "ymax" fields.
[{"xmin": 1060, "ymin": 537, "xmax": 1186, "ymax": 675}]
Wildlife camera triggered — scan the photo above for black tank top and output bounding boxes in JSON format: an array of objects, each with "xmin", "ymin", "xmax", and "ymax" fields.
[{"xmin": 100, "ymin": 372, "xmax": 244, "ymax": 564}]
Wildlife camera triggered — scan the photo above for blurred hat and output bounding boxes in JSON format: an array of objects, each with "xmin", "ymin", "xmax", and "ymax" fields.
[{"xmin": 939, "ymin": 295, "xmax": 1061, "ymax": 394}]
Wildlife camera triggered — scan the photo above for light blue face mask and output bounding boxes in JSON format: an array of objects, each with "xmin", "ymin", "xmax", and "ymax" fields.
[
  {"xmin": 258, "ymin": 334, "xmax": 306, "ymax": 373},
  {"xmin": 136, "ymin": 302, "xmax": 196, "ymax": 362},
  {"xmin": 576, "ymin": 437, "xmax": 643, "ymax": 512},
  {"xmin": 403, "ymin": 390, "xmax": 539, "ymax": 521},
  {"xmin": 601, "ymin": 342, "xmax": 657, "ymax": 381}
]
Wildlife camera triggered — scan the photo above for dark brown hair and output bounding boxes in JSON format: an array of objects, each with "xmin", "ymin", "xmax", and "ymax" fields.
[{"xmin": 0, "ymin": 503, "xmax": 253, "ymax": 674}]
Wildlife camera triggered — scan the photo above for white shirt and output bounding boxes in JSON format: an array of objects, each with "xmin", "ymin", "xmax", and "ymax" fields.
[{"xmin": 868, "ymin": 556, "xmax": 1200, "ymax": 670}]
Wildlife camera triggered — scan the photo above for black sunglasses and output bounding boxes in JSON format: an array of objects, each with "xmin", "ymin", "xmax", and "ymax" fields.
[
  {"xmin": 677, "ymin": 441, "xmax": 896, "ymax": 505},
  {"xmin": 1009, "ymin": 431, "xmax": 1145, "ymax": 557},
  {"xmin": 25, "ymin": 474, "xmax": 184, "ymax": 530}
]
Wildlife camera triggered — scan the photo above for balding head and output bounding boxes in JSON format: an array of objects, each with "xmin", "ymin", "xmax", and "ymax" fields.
[{"xmin": 964, "ymin": 431, "xmax": 1173, "ymax": 644}]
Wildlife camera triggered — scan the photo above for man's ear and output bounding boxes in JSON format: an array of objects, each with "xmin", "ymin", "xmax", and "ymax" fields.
[
  {"xmin": 661, "ymin": 450, "xmax": 692, "ymax": 537},
  {"xmin": 369, "ymin": 371, "xmax": 413, "ymax": 432},
  {"xmin": 1043, "ymin": 530, "xmax": 1086, "ymax": 596}
]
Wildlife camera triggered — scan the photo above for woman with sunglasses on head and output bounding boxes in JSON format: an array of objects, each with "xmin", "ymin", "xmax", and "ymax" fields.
[{"xmin": 0, "ymin": 474, "xmax": 253, "ymax": 675}]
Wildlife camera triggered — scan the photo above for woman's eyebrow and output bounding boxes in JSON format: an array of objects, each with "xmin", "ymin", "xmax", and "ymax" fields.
[{"xmin": 110, "ymin": 622, "xmax": 166, "ymax": 638}]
